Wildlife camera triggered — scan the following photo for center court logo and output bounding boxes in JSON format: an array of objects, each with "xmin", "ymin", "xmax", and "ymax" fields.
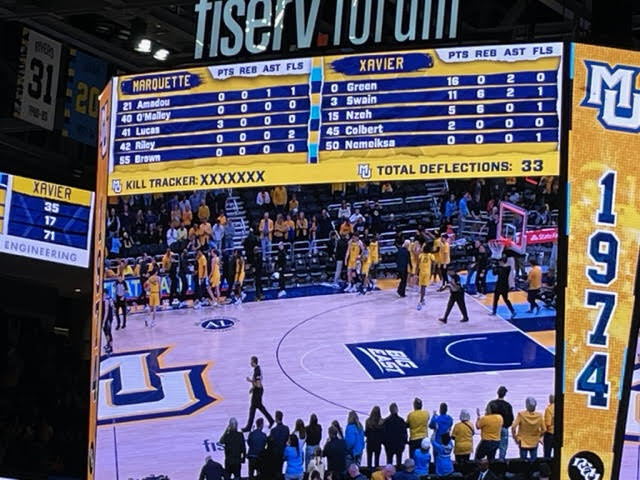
[
  {"xmin": 582, "ymin": 60, "xmax": 640, "ymax": 131},
  {"xmin": 97, "ymin": 347, "xmax": 218, "ymax": 425},
  {"xmin": 356, "ymin": 347, "xmax": 418, "ymax": 375},
  {"xmin": 200, "ymin": 317, "xmax": 237, "ymax": 331}
]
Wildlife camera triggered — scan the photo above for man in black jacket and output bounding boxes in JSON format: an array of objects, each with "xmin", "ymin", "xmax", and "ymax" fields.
[
  {"xmin": 324, "ymin": 425, "xmax": 347, "ymax": 479},
  {"xmin": 396, "ymin": 240, "xmax": 411, "ymax": 297},
  {"xmin": 383, "ymin": 402, "xmax": 408, "ymax": 466},
  {"xmin": 334, "ymin": 234, "xmax": 348, "ymax": 285},
  {"xmin": 268, "ymin": 410, "xmax": 289, "ymax": 476},
  {"xmin": 243, "ymin": 229, "xmax": 259, "ymax": 266},
  {"xmin": 489, "ymin": 386, "xmax": 514, "ymax": 460},
  {"xmin": 199, "ymin": 456, "xmax": 227, "ymax": 480},
  {"xmin": 491, "ymin": 256, "xmax": 516, "ymax": 319},
  {"xmin": 317, "ymin": 209, "xmax": 334, "ymax": 239},
  {"xmin": 178, "ymin": 249, "xmax": 189, "ymax": 307},
  {"xmin": 247, "ymin": 418, "xmax": 267, "ymax": 480}
]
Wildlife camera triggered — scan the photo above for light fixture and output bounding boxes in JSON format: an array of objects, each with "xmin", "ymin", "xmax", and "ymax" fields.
[
  {"xmin": 135, "ymin": 38, "xmax": 152, "ymax": 53},
  {"xmin": 74, "ymin": 288, "xmax": 81, "ymax": 293},
  {"xmin": 153, "ymin": 48, "xmax": 170, "ymax": 61}
]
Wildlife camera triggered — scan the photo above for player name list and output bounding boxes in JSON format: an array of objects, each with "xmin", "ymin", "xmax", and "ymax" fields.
[{"xmin": 111, "ymin": 47, "xmax": 561, "ymax": 167}]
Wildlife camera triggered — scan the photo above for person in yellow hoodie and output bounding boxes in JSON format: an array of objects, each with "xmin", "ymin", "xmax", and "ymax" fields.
[
  {"xmin": 527, "ymin": 258, "xmax": 542, "ymax": 314},
  {"xmin": 511, "ymin": 397, "xmax": 545, "ymax": 460}
]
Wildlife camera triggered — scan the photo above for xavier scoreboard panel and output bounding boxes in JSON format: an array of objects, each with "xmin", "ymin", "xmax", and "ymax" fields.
[
  {"xmin": 99, "ymin": 42, "xmax": 563, "ymax": 195},
  {"xmin": 0, "ymin": 172, "xmax": 94, "ymax": 268}
]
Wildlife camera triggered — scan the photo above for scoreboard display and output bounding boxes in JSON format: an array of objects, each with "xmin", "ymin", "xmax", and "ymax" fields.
[
  {"xmin": 0, "ymin": 171, "xmax": 94, "ymax": 268},
  {"xmin": 100, "ymin": 42, "xmax": 563, "ymax": 195}
]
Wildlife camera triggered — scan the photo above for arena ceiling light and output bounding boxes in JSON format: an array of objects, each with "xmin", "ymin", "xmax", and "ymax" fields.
[
  {"xmin": 153, "ymin": 48, "xmax": 170, "ymax": 61},
  {"xmin": 135, "ymin": 38, "xmax": 152, "ymax": 53}
]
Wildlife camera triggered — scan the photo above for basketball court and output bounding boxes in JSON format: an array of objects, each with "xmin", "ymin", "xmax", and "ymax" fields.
[{"xmin": 95, "ymin": 284, "xmax": 555, "ymax": 479}]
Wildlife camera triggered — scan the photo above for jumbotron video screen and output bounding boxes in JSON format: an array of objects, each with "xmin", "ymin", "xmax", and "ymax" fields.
[{"xmin": 88, "ymin": 42, "xmax": 640, "ymax": 480}]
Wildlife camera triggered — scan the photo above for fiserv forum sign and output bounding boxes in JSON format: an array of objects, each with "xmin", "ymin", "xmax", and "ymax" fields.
[{"xmin": 194, "ymin": 0, "xmax": 459, "ymax": 59}]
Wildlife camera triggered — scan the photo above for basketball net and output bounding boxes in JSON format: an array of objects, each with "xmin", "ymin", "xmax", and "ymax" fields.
[{"xmin": 488, "ymin": 239, "xmax": 510, "ymax": 259}]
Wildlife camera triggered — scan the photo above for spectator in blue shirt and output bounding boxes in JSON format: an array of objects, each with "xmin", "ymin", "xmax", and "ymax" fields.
[
  {"xmin": 429, "ymin": 403, "xmax": 454, "ymax": 442},
  {"xmin": 458, "ymin": 192, "xmax": 471, "ymax": 231},
  {"xmin": 247, "ymin": 418, "xmax": 267, "ymax": 480},
  {"xmin": 392, "ymin": 458, "xmax": 419, "ymax": 480},
  {"xmin": 445, "ymin": 193, "xmax": 458, "ymax": 220},
  {"xmin": 345, "ymin": 410, "xmax": 365, "ymax": 466},
  {"xmin": 413, "ymin": 438, "xmax": 431, "ymax": 476},
  {"xmin": 432, "ymin": 432, "xmax": 454, "ymax": 476},
  {"xmin": 283, "ymin": 434, "xmax": 304, "ymax": 480}
]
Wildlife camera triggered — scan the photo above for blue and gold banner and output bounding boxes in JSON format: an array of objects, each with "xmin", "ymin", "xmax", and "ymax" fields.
[
  {"xmin": 100, "ymin": 43, "xmax": 563, "ymax": 196},
  {"xmin": 562, "ymin": 43, "xmax": 640, "ymax": 480},
  {"xmin": 63, "ymin": 49, "xmax": 108, "ymax": 146}
]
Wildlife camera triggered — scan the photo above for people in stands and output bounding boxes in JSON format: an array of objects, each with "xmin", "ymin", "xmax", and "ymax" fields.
[
  {"xmin": 511, "ymin": 397, "xmax": 545, "ymax": 460},
  {"xmin": 394, "ymin": 458, "xmax": 420, "ymax": 480},
  {"xmin": 259, "ymin": 211, "xmax": 274, "ymax": 257},
  {"xmin": 285, "ymin": 213, "xmax": 295, "ymax": 242},
  {"xmin": 269, "ymin": 411, "xmax": 290, "ymax": 476},
  {"xmin": 338, "ymin": 200, "xmax": 351, "ymax": 220},
  {"xmin": 271, "ymin": 185, "xmax": 287, "ymax": 212},
  {"xmin": 444, "ymin": 193, "xmax": 457, "ymax": 221},
  {"xmin": 323, "ymin": 425, "xmax": 347, "ymax": 480},
  {"xmin": 371, "ymin": 465, "xmax": 395, "ymax": 480},
  {"xmin": 256, "ymin": 189, "xmax": 271, "ymax": 212},
  {"xmin": 406, "ymin": 397, "xmax": 429, "ymax": 459},
  {"xmin": 198, "ymin": 198, "xmax": 210, "ymax": 222},
  {"xmin": 219, "ymin": 417, "xmax": 246, "ymax": 479},
  {"xmin": 475, "ymin": 403, "xmax": 503, "ymax": 460},
  {"xmin": 365, "ymin": 406, "xmax": 384, "ymax": 469},
  {"xmin": 274, "ymin": 213, "xmax": 287, "ymax": 243},
  {"xmin": 198, "ymin": 456, "xmax": 226, "ymax": 480},
  {"xmin": 451, "ymin": 409, "xmax": 474, "ymax": 463},
  {"xmin": 305, "ymin": 414, "xmax": 323, "ymax": 470},
  {"xmin": 345, "ymin": 410, "xmax": 365, "ymax": 466},
  {"xmin": 544, "ymin": 394, "xmax": 555, "ymax": 458},
  {"xmin": 288, "ymin": 193, "xmax": 299, "ymax": 214},
  {"xmin": 413, "ymin": 439, "xmax": 431, "ymax": 476},
  {"xmin": 211, "ymin": 219, "xmax": 224, "ymax": 251},
  {"xmin": 309, "ymin": 215, "xmax": 318, "ymax": 253},
  {"xmin": 346, "ymin": 463, "xmax": 367, "ymax": 480},
  {"xmin": 469, "ymin": 457, "xmax": 499, "ymax": 480},
  {"xmin": 491, "ymin": 385, "xmax": 514, "ymax": 460},
  {"xmin": 383, "ymin": 402, "xmax": 407, "ymax": 466},
  {"xmin": 331, "ymin": 420, "xmax": 344, "ymax": 439},
  {"xmin": 306, "ymin": 446, "xmax": 326, "ymax": 479},
  {"xmin": 283, "ymin": 434, "xmax": 304, "ymax": 480},
  {"xmin": 432, "ymin": 432, "xmax": 454, "ymax": 476},
  {"xmin": 295, "ymin": 211, "xmax": 308, "ymax": 241},
  {"xmin": 247, "ymin": 418, "xmax": 267, "ymax": 480}
]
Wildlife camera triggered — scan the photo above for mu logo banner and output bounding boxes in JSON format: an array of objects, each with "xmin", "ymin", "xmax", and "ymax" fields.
[
  {"xmin": 97, "ymin": 347, "xmax": 217, "ymax": 425},
  {"xmin": 582, "ymin": 59, "xmax": 640, "ymax": 131}
]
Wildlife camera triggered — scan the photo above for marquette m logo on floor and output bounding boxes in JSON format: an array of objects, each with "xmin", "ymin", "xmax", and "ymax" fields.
[
  {"xmin": 582, "ymin": 60, "xmax": 640, "ymax": 132},
  {"xmin": 97, "ymin": 347, "xmax": 217, "ymax": 425}
]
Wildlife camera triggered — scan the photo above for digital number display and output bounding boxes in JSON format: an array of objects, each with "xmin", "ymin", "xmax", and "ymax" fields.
[
  {"xmin": 0, "ymin": 172, "xmax": 94, "ymax": 267},
  {"xmin": 100, "ymin": 43, "xmax": 563, "ymax": 195}
]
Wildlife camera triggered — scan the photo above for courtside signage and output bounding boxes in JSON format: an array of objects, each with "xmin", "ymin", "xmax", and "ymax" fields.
[{"xmin": 562, "ymin": 43, "xmax": 640, "ymax": 480}]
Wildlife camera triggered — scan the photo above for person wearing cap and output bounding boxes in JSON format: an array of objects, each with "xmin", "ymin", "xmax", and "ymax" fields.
[
  {"xmin": 393, "ymin": 458, "xmax": 420, "ymax": 480},
  {"xmin": 413, "ymin": 439, "xmax": 431, "ymax": 476},
  {"xmin": 406, "ymin": 397, "xmax": 429, "ymax": 459},
  {"xmin": 490, "ymin": 386, "xmax": 514, "ymax": 460}
]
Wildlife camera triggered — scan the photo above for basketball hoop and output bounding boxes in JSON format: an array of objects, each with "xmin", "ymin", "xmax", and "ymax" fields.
[{"xmin": 488, "ymin": 239, "xmax": 509, "ymax": 259}]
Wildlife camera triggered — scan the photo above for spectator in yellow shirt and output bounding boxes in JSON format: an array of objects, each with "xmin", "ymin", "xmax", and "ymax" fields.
[
  {"xmin": 199, "ymin": 220, "xmax": 212, "ymax": 246},
  {"xmin": 182, "ymin": 203, "xmax": 193, "ymax": 226},
  {"xmin": 161, "ymin": 248, "xmax": 172, "ymax": 272},
  {"xmin": 339, "ymin": 219, "xmax": 353, "ymax": 237},
  {"xmin": 527, "ymin": 258, "xmax": 542, "ymax": 314},
  {"xmin": 544, "ymin": 394, "xmax": 554, "ymax": 458},
  {"xmin": 197, "ymin": 199, "xmax": 210, "ymax": 222},
  {"xmin": 406, "ymin": 398, "xmax": 429, "ymax": 459},
  {"xmin": 273, "ymin": 214, "xmax": 287, "ymax": 242},
  {"xmin": 370, "ymin": 465, "xmax": 395, "ymax": 480},
  {"xmin": 272, "ymin": 185, "xmax": 287, "ymax": 212},
  {"xmin": 511, "ymin": 397, "xmax": 545, "ymax": 460},
  {"xmin": 451, "ymin": 409, "xmax": 474, "ymax": 463},
  {"xmin": 475, "ymin": 404, "xmax": 503, "ymax": 460},
  {"xmin": 288, "ymin": 193, "xmax": 299, "ymax": 214},
  {"xmin": 295, "ymin": 212, "xmax": 308, "ymax": 241}
]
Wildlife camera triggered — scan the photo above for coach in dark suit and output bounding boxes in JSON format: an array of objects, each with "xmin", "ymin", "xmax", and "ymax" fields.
[
  {"xmin": 467, "ymin": 457, "xmax": 499, "ymax": 480},
  {"xmin": 383, "ymin": 402, "xmax": 408, "ymax": 466},
  {"xmin": 268, "ymin": 410, "xmax": 289, "ymax": 476},
  {"xmin": 396, "ymin": 240, "xmax": 411, "ymax": 297}
]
